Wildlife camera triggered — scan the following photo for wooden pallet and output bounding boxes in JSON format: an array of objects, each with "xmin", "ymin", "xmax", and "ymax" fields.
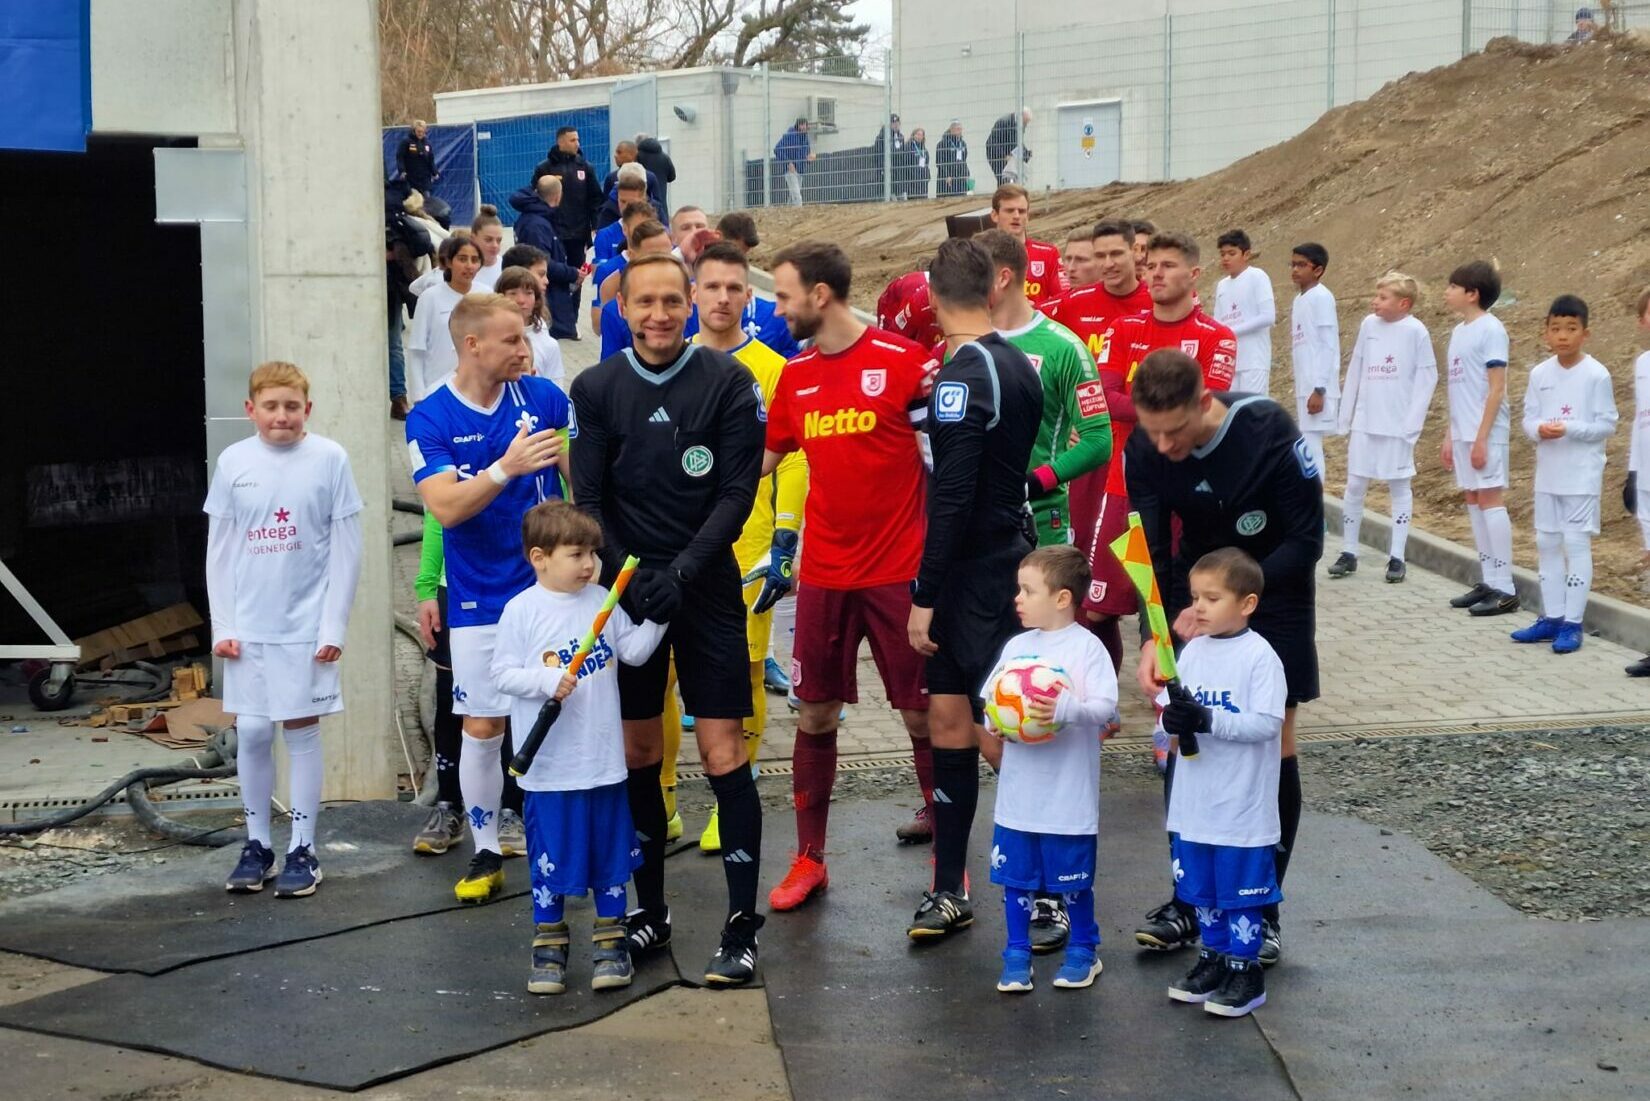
[{"xmin": 74, "ymin": 603, "xmax": 205, "ymax": 671}]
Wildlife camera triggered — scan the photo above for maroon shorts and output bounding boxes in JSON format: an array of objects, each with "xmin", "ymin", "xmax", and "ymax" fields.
[
  {"xmin": 1082, "ymin": 490, "xmax": 1139, "ymax": 619},
  {"xmin": 793, "ymin": 581, "xmax": 929, "ymax": 711}
]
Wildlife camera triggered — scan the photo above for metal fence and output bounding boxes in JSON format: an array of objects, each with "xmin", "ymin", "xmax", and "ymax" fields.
[{"xmin": 745, "ymin": 0, "xmax": 1648, "ymax": 207}]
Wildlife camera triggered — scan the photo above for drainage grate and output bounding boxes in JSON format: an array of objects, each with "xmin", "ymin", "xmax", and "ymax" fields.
[{"xmin": 0, "ymin": 783, "xmax": 242, "ymax": 824}]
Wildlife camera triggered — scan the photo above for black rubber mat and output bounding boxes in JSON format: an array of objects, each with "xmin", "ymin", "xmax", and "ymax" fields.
[
  {"xmin": 758, "ymin": 786, "xmax": 1298, "ymax": 1100},
  {"xmin": 0, "ymin": 896, "xmax": 681, "ymax": 1091},
  {"xmin": 0, "ymin": 802, "xmax": 523, "ymax": 975}
]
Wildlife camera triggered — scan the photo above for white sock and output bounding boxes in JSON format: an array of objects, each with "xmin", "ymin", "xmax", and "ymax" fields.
[
  {"xmin": 1302, "ymin": 431, "xmax": 1327, "ymax": 484},
  {"xmin": 460, "ymin": 732, "xmax": 506, "ymax": 853},
  {"xmin": 1341, "ymin": 475, "xmax": 1369, "ymax": 556},
  {"xmin": 1482, "ymin": 506, "xmax": 1515, "ymax": 592},
  {"xmin": 1563, "ymin": 531, "xmax": 1594, "ymax": 623},
  {"xmin": 1536, "ymin": 530, "xmax": 1566, "ymax": 620},
  {"xmin": 236, "ymin": 716, "xmax": 276, "ymax": 848},
  {"xmin": 283, "ymin": 722, "xmax": 323, "ymax": 851},
  {"xmin": 1466, "ymin": 504, "xmax": 1488, "ymax": 583},
  {"xmin": 1388, "ymin": 478, "xmax": 1413, "ymax": 562}
]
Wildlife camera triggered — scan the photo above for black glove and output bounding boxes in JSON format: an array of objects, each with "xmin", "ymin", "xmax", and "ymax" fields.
[
  {"xmin": 1161, "ymin": 682, "xmax": 1211, "ymax": 739},
  {"xmin": 626, "ymin": 568, "xmax": 683, "ymax": 624},
  {"xmin": 748, "ymin": 530, "xmax": 798, "ymax": 615},
  {"xmin": 1625, "ymin": 471, "xmax": 1638, "ymax": 516}
]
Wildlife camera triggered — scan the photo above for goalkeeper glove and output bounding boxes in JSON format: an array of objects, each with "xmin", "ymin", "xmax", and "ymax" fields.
[
  {"xmin": 1161, "ymin": 682, "xmax": 1208, "ymax": 759},
  {"xmin": 1024, "ymin": 465, "xmax": 1058, "ymax": 501},
  {"xmin": 750, "ymin": 530, "xmax": 798, "ymax": 614}
]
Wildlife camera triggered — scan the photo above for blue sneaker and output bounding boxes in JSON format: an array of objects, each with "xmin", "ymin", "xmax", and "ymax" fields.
[
  {"xmin": 1552, "ymin": 621, "xmax": 1584, "ymax": 654},
  {"xmin": 273, "ymin": 844, "xmax": 322, "ymax": 898},
  {"xmin": 1510, "ymin": 616, "xmax": 1565, "ymax": 644},
  {"xmin": 225, "ymin": 840, "xmax": 276, "ymax": 893},
  {"xmin": 1053, "ymin": 945, "xmax": 1103, "ymax": 989},
  {"xmin": 681, "ymin": 714, "xmax": 696, "ymax": 732},
  {"xmin": 763, "ymin": 656, "xmax": 792, "ymax": 694},
  {"xmin": 996, "ymin": 948, "xmax": 1033, "ymax": 993}
]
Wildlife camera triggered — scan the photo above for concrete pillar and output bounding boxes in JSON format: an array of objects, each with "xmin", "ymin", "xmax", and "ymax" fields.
[{"xmin": 237, "ymin": 0, "xmax": 396, "ymax": 800}]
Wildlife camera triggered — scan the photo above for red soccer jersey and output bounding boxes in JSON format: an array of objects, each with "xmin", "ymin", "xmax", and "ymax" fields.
[
  {"xmin": 1023, "ymin": 239, "xmax": 1068, "ymax": 309},
  {"xmin": 1046, "ymin": 280, "xmax": 1154, "ymax": 365},
  {"xmin": 876, "ymin": 271, "xmax": 940, "ymax": 349},
  {"xmin": 766, "ymin": 326, "xmax": 939, "ymax": 589},
  {"xmin": 1096, "ymin": 309, "xmax": 1236, "ymax": 494}
]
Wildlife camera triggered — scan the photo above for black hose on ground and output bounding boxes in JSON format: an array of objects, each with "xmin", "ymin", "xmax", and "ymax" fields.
[
  {"xmin": 393, "ymin": 497, "xmax": 424, "ymax": 515},
  {"xmin": 392, "ymin": 531, "xmax": 421, "ymax": 546}
]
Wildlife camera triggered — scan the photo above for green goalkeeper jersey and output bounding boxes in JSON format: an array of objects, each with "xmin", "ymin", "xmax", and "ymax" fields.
[{"xmin": 1002, "ymin": 311, "xmax": 1113, "ymax": 545}]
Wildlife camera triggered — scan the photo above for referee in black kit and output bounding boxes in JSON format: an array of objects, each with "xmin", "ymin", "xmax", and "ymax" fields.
[
  {"xmin": 1122, "ymin": 349, "xmax": 1323, "ymax": 969},
  {"xmin": 569, "ymin": 252, "xmax": 768, "ymax": 985}
]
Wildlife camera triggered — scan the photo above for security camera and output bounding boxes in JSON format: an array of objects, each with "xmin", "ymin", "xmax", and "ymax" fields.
[{"xmin": 673, "ymin": 104, "xmax": 697, "ymax": 123}]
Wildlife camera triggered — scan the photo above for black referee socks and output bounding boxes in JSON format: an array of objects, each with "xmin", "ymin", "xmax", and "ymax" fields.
[
  {"xmin": 708, "ymin": 766, "xmax": 762, "ymax": 918},
  {"xmin": 931, "ymin": 746, "xmax": 980, "ymax": 896},
  {"xmin": 626, "ymin": 762, "xmax": 668, "ymax": 917},
  {"xmin": 1266, "ymin": 755, "xmax": 1303, "ymax": 925}
]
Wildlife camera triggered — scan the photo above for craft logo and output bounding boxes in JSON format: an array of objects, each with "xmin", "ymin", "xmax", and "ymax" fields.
[
  {"xmin": 246, "ymin": 507, "xmax": 302, "ymax": 555},
  {"xmin": 803, "ymin": 408, "xmax": 878, "ymax": 439},
  {"xmin": 682, "ymin": 445, "xmax": 715, "ymax": 477},
  {"xmin": 860, "ymin": 368, "xmax": 887, "ymax": 397}
]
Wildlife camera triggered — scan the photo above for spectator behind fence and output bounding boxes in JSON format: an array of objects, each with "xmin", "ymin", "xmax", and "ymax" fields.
[
  {"xmin": 774, "ymin": 117, "xmax": 815, "ymax": 207},
  {"xmin": 600, "ymin": 140, "xmax": 663, "ymax": 207},
  {"xmin": 509, "ymin": 175, "xmax": 585, "ymax": 340},
  {"xmin": 1567, "ymin": 7, "xmax": 1597, "ymax": 43},
  {"xmin": 636, "ymin": 134, "xmax": 676, "ymax": 209},
  {"xmin": 898, "ymin": 127, "xmax": 931, "ymax": 200},
  {"xmin": 397, "ymin": 119, "xmax": 438, "ymax": 196},
  {"xmin": 987, "ymin": 108, "xmax": 1033, "ymax": 185},
  {"xmin": 873, "ymin": 113, "xmax": 905, "ymax": 192},
  {"xmin": 936, "ymin": 120, "xmax": 969, "ymax": 196},
  {"xmin": 531, "ymin": 126, "xmax": 603, "ymax": 269}
]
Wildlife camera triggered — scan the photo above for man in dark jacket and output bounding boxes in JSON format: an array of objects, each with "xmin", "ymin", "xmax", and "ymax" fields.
[
  {"xmin": 509, "ymin": 176, "xmax": 585, "ymax": 340},
  {"xmin": 986, "ymin": 109, "xmax": 1033, "ymax": 184},
  {"xmin": 599, "ymin": 140, "xmax": 663, "ymax": 206},
  {"xmin": 636, "ymin": 135, "xmax": 676, "ymax": 209},
  {"xmin": 531, "ymin": 126, "xmax": 604, "ymax": 268},
  {"xmin": 936, "ymin": 120, "xmax": 969, "ymax": 196},
  {"xmin": 396, "ymin": 120, "xmax": 438, "ymax": 196},
  {"xmin": 595, "ymin": 162, "xmax": 667, "ymax": 232},
  {"xmin": 871, "ymin": 114, "xmax": 904, "ymax": 194}
]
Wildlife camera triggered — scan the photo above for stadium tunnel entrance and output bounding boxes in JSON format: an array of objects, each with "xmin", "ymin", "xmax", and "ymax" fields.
[{"xmin": 0, "ymin": 136, "xmax": 208, "ymax": 650}]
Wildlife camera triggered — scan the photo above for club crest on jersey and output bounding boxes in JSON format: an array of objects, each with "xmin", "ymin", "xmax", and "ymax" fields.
[
  {"xmin": 567, "ymin": 404, "xmax": 578, "ymax": 438},
  {"xmin": 516, "ymin": 410, "xmax": 540, "ymax": 433},
  {"xmin": 1025, "ymin": 354, "xmax": 1044, "ymax": 375},
  {"xmin": 861, "ymin": 368, "xmax": 887, "ymax": 397},
  {"xmin": 934, "ymin": 381, "xmax": 969, "ymax": 422},
  {"xmin": 1088, "ymin": 580, "xmax": 1106, "ymax": 603},
  {"xmin": 1180, "ymin": 340, "xmax": 1200, "ymax": 356},
  {"xmin": 682, "ymin": 445, "xmax": 715, "ymax": 477},
  {"xmin": 1029, "ymin": 261, "xmax": 1045, "ymax": 278},
  {"xmin": 1292, "ymin": 437, "xmax": 1320, "ymax": 481},
  {"xmin": 1236, "ymin": 510, "xmax": 1267, "ymax": 536},
  {"xmin": 752, "ymin": 382, "xmax": 768, "ymax": 423}
]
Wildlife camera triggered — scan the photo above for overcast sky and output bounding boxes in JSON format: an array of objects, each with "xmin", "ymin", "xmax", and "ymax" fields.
[{"xmin": 849, "ymin": 0, "xmax": 894, "ymax": 50}]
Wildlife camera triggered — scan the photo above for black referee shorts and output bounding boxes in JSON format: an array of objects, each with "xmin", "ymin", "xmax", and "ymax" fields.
[
  {"xmin": 1251, "ymin": 595, "xmax": 1319, "ymax": 708},
  {"xmin": 618, "ymin": 553, "xmax": 753, "ymax": 722},
  {"xmin": 926, "ymin": 537, "xmax": 1032, "ymax": 713}
]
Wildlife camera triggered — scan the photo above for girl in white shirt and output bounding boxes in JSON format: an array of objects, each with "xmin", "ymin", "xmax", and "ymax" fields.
[
  {"xmin": 496, "ymin": 265, "xmax": 566, "ymax": 388},
  {"xmin": 406, "ymin": 235, "xmax": 482, "ymax": 401},
  {"xmin": 471, "ymin": 205, "xmax": 506, "ymax": 290}
]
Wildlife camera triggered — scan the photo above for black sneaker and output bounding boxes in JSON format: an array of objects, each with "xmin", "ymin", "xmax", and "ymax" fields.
[
  {"xmin": 1167, "ymin": 948, "xmax": 1227, "ymax": 1004},
  {"xmin": 907, "ymin": 890, "xmax": 974, "ymax": 940},
  {"xmin": 704, "ymin": 911, "xmax": 763, "ymax": 985},
  {"xmin": 1029, "ymin": 896, "xmax": 1070, "ymax": 954},
  {"xmin": 273, "ymin": 844, "xmax": 322, "ymax": 898},
  {"xmin": 1259, "ymin": 918, "xmax": 1281, "ymax": 968},
  {"xmin": 1205, "ymin": 956, "xmax": 1267, "ymax": 1017},
  {"xmin": 623, "ymin": 906, "xmax": 673, "ymax": 957},
  {"xmin": 1627, "ymin": 655, "xmax": 1650, "ymax": 678},
  {"xmin": 1385, "ymin": 557, "xmax": 1406, "ymax": 583},
  {"xmin": 1468, "ymin": 589, "xmax": 1521, "ymax": 617},
  {"xmin": 1326, "ymin": 551, "xmax": 1357, "ymax": 578},
  {"xmin": 1134, "ymin": 899, "xmax": 1198, "ymax": 951},
  {"xmin": 225, "ymin": 840, "xmax": 276, "ymax": 893},
  {"xmin": 1450, "ymin": 582, "xmax": 1492, "ymax": 609}
]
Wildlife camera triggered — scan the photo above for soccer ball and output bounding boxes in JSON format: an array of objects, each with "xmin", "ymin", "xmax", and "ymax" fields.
[{"xmin": 984, "ymin": 659, "xmax": 1074, "ymax": 744}]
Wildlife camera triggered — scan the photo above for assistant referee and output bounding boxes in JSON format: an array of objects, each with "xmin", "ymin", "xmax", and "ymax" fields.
[{"xmin": 1124, "ymin": 349, "xmax": 1323, "ymax": 969}]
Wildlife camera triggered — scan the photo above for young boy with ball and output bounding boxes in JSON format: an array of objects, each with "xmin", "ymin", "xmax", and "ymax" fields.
[
  {"xmin": 491, "ymin": 501, "xmax": 667, "ymax": 995},
  {"xmin": 1159, "ymin": 548, "xmax": 1286, "ymax": 1019},
  {"xmin": 980, "ymin": 545, "xmax": 1118, "ymax": 994}
]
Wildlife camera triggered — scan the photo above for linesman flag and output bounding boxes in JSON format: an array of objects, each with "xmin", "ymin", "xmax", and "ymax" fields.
[{"xmin": 1110, "ymin": 510, "xmax": 1177, "ymax": 682}]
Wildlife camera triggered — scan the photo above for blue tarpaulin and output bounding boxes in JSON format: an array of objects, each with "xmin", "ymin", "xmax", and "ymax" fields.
[
  {"xmin": 381, "ymin": 123, "xmax": 478, "ymax": 227},
  {"xmin": 0, "ymin": 0, "xmax": 91, "ymax": 152}
]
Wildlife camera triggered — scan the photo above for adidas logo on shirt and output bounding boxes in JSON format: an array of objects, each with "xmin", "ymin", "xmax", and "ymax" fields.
[
  {"xmin": 1194, "ymin": 480, "xmax": 1214, "ymax": 494},
  {"xmin": 649, "ymin": 407, "xmax": 671, "ymax": 423}
]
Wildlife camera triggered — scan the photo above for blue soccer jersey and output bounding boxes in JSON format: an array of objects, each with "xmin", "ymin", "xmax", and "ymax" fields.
[{"xmin": 406, "ymin": 375, "xmax": 571, "ymax": 628}]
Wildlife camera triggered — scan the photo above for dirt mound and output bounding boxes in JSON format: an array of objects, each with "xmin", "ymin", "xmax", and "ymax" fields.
[{"xmin": 751, "ymin": 34, "xmax": 1650, "ymax": 603}]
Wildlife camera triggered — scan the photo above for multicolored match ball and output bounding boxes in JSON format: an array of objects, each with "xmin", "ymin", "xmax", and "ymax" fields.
[{"xmin": 984, "ymin": 658, "xmax": 1075, "ymax": 744}]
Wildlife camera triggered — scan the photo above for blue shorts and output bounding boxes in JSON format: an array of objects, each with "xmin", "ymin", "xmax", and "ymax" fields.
[
  {"xmin": 989, "ymin": 824, "xmax": 1096, "ymax": 893},
  {"xmin": 523, "ymin": 782, "xmax": 642, "ymax": 896},
  {"xmin": 1172, "ymin": 836, "xmax": 1282, "ymax": 911}
]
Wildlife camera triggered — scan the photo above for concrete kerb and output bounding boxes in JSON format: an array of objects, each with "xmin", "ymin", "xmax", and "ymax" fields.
[{"xmin": 1325, "ymin": 494, "xmax": 1650, "ymax": 654}]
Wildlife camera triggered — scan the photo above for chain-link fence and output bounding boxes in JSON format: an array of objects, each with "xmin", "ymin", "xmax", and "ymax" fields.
[{"xmin": 739, "ymin": 0, "xmax": 1648, "ymax": 207}]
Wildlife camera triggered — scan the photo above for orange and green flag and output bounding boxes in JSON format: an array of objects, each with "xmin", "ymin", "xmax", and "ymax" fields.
[{"xmin": 1110, "ymin": 510, "xmax": 1178, "ymax": 682}]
